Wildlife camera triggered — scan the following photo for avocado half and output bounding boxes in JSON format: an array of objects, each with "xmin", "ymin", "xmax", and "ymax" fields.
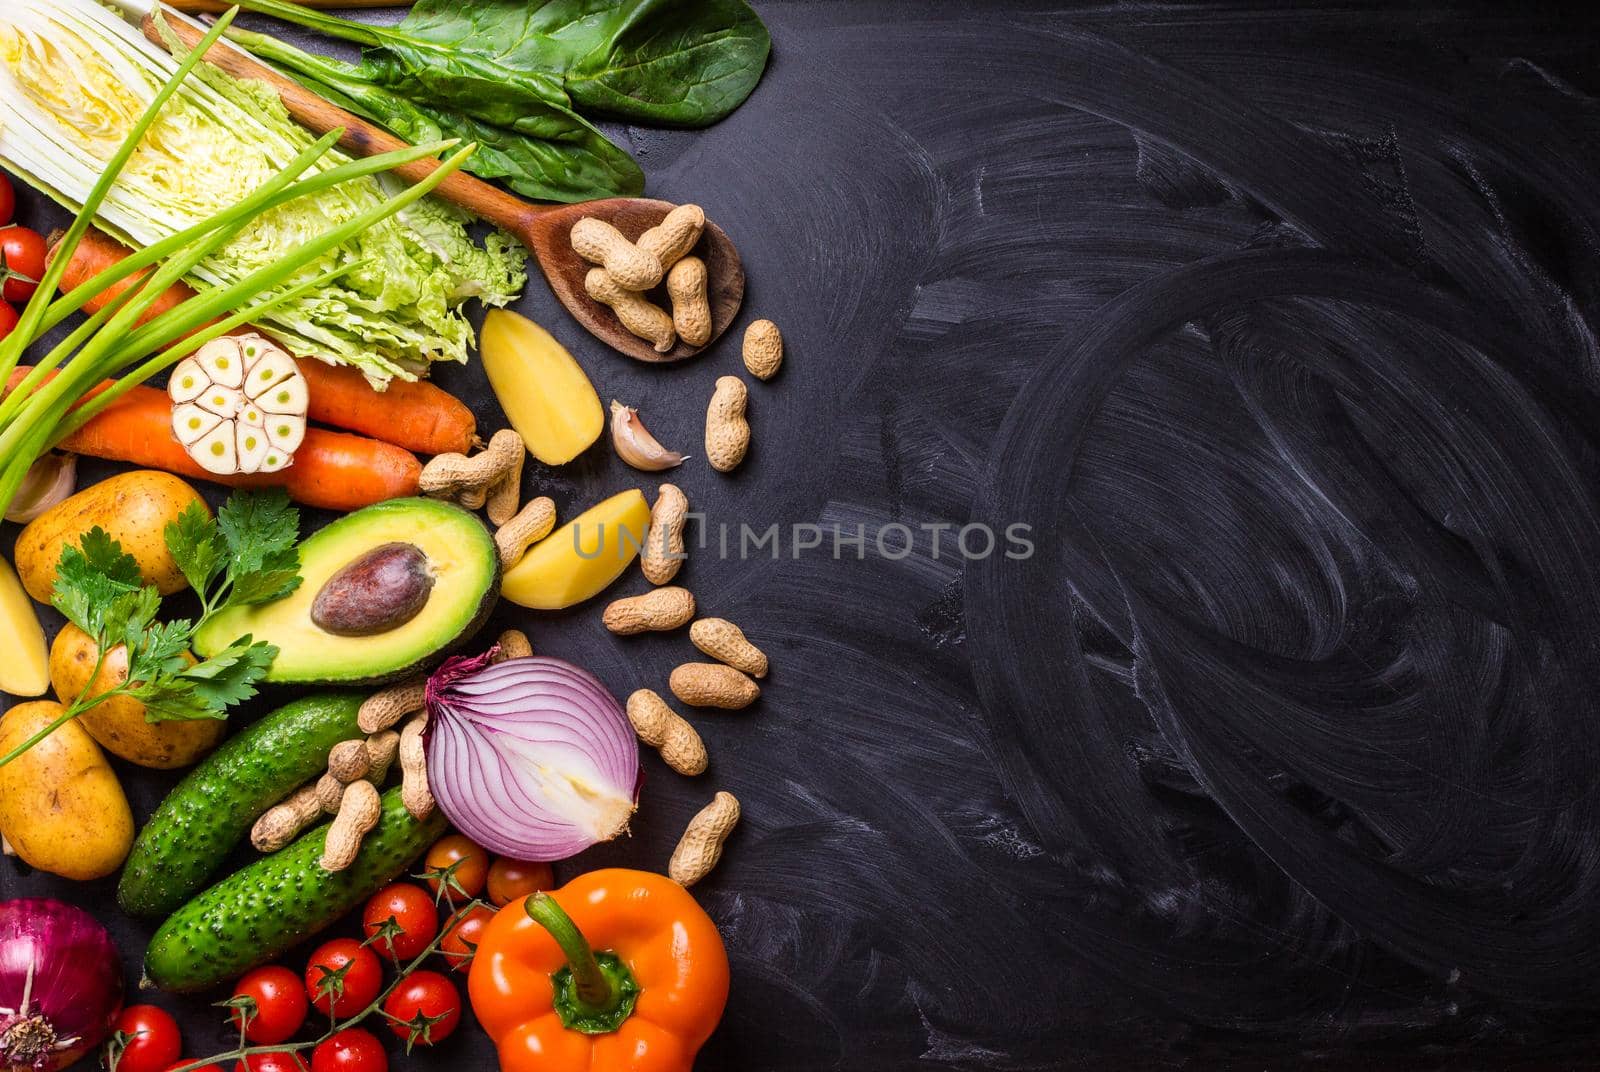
[{"xmin": 193, "ymin": 497, "xmax": 500, "ymax": 686}]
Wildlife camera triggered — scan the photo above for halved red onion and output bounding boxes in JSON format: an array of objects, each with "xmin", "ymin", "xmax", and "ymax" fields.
[
  {"xmin": 0, "ymin": 899, "xmax": 122, "ymax": 1072},
  {"xmin": 424, "ymin": 650, "xmax": 641, "ymax": 861}
]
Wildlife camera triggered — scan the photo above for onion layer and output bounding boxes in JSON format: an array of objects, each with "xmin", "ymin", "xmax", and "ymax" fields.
[
  {"xmin": 0, "ymin": 899, "xmax": 122, "ymax": 1072},
  {"xmin": 425, "ymin": 651, "xmax": 641, "ymax": 861}
]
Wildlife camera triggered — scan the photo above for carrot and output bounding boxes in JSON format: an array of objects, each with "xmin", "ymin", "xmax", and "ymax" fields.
[
  {"xmin": 292, "ymin": 359, "xmax": 478, "ymax": 456},
  {"xmin": 49, "ymin": 229, "xmax": 479, "ymax": 456},
  {"xmin": 7, "ymin": 368, "xmax": 420, "ymax": 512}
]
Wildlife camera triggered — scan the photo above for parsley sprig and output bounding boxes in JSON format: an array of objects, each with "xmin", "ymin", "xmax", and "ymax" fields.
[{"xmin": 0, "ymin": 489, "xmax": 302, "ymax": 769}]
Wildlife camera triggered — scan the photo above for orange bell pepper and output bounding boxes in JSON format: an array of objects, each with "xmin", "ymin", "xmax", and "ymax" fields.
[{"xmin": 468, "ymin": 868, "xmax": 730, "ymax": 1072}]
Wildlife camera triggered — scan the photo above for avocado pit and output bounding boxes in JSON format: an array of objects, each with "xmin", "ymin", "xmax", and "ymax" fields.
[{"xmin": 312, "ymin": 542, "xmax": 435, "ymax": 637}]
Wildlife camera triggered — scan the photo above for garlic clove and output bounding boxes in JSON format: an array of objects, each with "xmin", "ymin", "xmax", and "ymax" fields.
[
  {"xmin": 168, "ymin": 357, "xmax": 210, "ymax": 404},
  {"xmin": 243, "ymin": 348, "xmax": 298, "ymax": 400},
  {"xmin": 238, "ymin": 403, "xmax": 265, "ymax": 429},
  {"xmin": 192, "ymin": 422, "xmax": 240, "ymax": 475},
  {"xmin": 265, "ymin": 413, "xmax": 306, "ymax": 454},
  {"xmin": 256, "ymin": 371, "xmax": 308, "ymax": 416},
  {"xmin": 196, "ymin": 384, "xmax": 243, "ymax": 419},
  {"xmin": 610, "ymin": 400, "xmax": 687, "ymax": 471},
  {"xmin": 3, "ymin": 453, "xmax": 77, "ymax": 524},
  {"xmin": 172, "ymin": 403, "xmax": 224, "ymax": 447},
  {"xmin": 236, "ymin": 422, "xmax": 270, "ymax": 472},
  {"xmin": 197, "ymin": 337, "xmax": 245, "ymax": 389},
  {"xmin": 258, "ymin": 448, "xmax": 293, "ymax": 474}
]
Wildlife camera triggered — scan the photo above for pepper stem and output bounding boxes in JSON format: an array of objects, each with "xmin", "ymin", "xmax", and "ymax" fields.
[{"xmin": 523, "ymin": 893, "xmax": 641, "ymax": 1035}]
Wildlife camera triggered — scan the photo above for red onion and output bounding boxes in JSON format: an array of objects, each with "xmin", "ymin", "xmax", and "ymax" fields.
[
  {"xmin": 425, "ymin": 651, "xmax": 640, "ymax": 861},
  {"xmin": 0, "ymin": 900, "xmax": 122, "ymax": 1072}
]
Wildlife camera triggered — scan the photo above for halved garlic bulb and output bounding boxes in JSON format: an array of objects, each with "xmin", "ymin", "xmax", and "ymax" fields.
[{"xmin": 170, "ymin": 334, "xmax": 308, "ymax": 476}]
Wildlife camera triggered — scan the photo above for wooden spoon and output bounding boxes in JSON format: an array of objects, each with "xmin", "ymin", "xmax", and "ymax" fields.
[{"xmin": 146, "ymin": 12, "xmax": 744, "ymax": 364}]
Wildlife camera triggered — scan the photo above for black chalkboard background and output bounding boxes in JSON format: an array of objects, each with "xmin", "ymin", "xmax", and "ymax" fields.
[{"xmin": 7, "ymin": 2, "xmax": 1600, "ymax": 1069}]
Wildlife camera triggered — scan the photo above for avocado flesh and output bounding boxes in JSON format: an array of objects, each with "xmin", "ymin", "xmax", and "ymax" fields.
[{"xmin": 193, "ymin": 498, "xmax": 499, "ymax": 685}]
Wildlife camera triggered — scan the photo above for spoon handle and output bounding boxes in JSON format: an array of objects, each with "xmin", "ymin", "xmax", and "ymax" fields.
[{"xmin": 143, "ymin": 10, "xmax": 550, "ymax": 242}]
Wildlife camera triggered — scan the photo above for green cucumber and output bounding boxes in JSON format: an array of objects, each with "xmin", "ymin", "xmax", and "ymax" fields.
[
  {"xmin": 118, "ymin": 692, "xmax": 365, "ymax": 918},
  {"xmin": 145, "ymin": 787, "xmax": 446, "ymax": 992}
]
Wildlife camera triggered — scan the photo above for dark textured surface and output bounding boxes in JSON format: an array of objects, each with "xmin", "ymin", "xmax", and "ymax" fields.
[{"xmin": 7, "ymin": 3, "xmax": 1600, "ymax": 1068}]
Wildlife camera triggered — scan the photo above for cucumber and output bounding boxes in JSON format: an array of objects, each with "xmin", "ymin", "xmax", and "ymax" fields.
[
  {"xmin": 118, "ymin": 692, "xmax": 365, "ymax": 918},
  {"xmin": 145, "ymin": 787, "xmax": 446, "ymax": 992}
]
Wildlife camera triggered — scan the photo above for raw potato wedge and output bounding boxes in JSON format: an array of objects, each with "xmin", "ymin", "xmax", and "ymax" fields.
[
  {"xmin": 50, "ymin": 624, "xmax": 224, "ymax": 769},
  {"xmin": 14, "ymin": 471, "xmax": 207, "ymax": 603},
  {"xmin": 0, "ymin": 701, "xmax": 134, "ymax": 880},
  {"xmin": 480, "ymin": 309, "xmax": 604, "ymax": 466},
  {"xmin": 0, "ymin": 555, "xmax": 48, "ymax": 697},
  {"xmin": 501, "ymin": 489, "xmax": 651, "ymax": 610}
]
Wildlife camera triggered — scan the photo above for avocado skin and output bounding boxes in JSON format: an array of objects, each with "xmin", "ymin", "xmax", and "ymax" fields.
[
  {"xmin": 118, "ymin": 693, "xmax": 364, "ymax": 919},
  {"xmin": 193, "ymin": 497, "xmax": 501, "ymax": 687},
  {"xmin": 144, "ymin": 788, "xmax": 446, "ymax": 992}
]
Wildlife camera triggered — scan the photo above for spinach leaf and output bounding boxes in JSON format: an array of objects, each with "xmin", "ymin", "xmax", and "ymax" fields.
[
  {"xmin": 234, "ymin": 25, "xmax": 642, "ymax": 202},
  {"xmin": 394, "ymin": 0, "xmax": 773, "ymax": 127}
]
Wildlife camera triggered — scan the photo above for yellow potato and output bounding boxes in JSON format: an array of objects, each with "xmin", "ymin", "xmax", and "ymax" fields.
[
  {"xmin": 481, "ymin": 309, "xmax": 604, "ymax": 465},
  {"xmin": 502, "ymin": 489, "xmax": 651, "ymax": 609},
  {"xmin": 0, "ymin": 700, "xmax": 134, "ymax": 880},
  {"xmin": 15, "ymin": 471, "xmax": 207, "ymax": 603},
  {"xmin": 50, "ymin": 624, "xmax": 223, "ymax": 769},
  {"xmin": 0, "ymin": 555, "xmax": 48, "ymax": 697}
]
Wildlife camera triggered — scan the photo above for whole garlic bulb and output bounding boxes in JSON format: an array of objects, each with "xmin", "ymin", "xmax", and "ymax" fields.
[{"xmin": 169, "ymin": 334, "xmax": 308, "ymax": 475}]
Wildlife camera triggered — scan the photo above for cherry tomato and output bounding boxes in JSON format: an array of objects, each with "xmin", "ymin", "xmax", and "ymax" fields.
[
  {"xmin": 362, "ymin": 883, "xmax": 438, "ymax": 961},
  {"xmin": 0, "ymin": 226, "xmax": 45, "ymax": 304},
  {"xmin": 235, "ymin": 1054, "xmax": 307, "ymax": 1072},
  {"xmin": 0, "ymin": 301, "xmax": 18, "ymax": 342},
  {"xmin": 422, "ymin": 834, "xmax": 489, "ymax": 901},
  {"xmin": 310, "ymin": 1029, "xmax": 388, "ymax": 1072},
  {"xmin": 167, "ymin": 1061, "xmax": 223, "ymax": 1072},
  {"xmin": 231, "ymin": 965, "xmax": 310, "ymax": 1045},
  {"xmin": 304, "ymin": 938, "xmax": 382, "ymax": 1017},
  {"xmin": 438, "ymin": 904, "xmax": 494, "ymax": 973},
  {"xmin": 114, "ymin": 1005, "xmax": 182, "ymax": 1072},
  {"xmin": 486, "ymin": 858, "xmax": 554, "ymax": 907},
  {"xmin": 381, "ymin": 970, "xmax": 460, "ymax": 1048},
  {"xmin": 0, "ymin": 173, "xmax": 13, "ymax": 227}
]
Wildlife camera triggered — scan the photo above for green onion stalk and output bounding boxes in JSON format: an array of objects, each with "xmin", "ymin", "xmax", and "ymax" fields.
[{"xmin": 0, "ymin": 5, "xmax": 479, "ymax": 520}]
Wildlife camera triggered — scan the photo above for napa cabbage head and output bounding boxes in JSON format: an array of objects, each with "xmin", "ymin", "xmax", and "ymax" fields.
[{"xmin": 0, "ymin": 0, "xmax": 524, "ymax": 385}]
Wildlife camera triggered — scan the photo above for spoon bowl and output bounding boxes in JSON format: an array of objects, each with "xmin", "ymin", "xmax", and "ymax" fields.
[
  {"xmin": 524, "ymin": 199, "xmax": 745, "ymax": 363},
  {"xmin": 145, "ymin": 10, "xmax": 746, "ymax": 363}
]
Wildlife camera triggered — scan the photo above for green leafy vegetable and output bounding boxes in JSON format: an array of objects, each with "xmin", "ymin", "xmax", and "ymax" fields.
[
  {"xmin": 167, "ymin": 488, "xmax": 304, "ymax": 620},
  {"xmin": 0, "ymin": 0, "xmax": 525, "ymax": 386},
  {"xmin": 224, "ymin": 0, "xmax": 771, "ymax": 202},
  {"xmin": 398, "ymin": 0, "xmax": 774, "ymax": 127}
]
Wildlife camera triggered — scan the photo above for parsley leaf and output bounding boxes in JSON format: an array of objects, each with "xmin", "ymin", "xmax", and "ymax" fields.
[
  {"xmin": 136, "ymin": 637, "xmax": 277, "ymax": 722},
  {"xmin": 51, "ymin": 528, "xmax": 142, "ymax": 639},
  {"xmin": 164, "ymin": 488, "xmax": 303, "ymax": 621},
  {"xmin": 164, "ymin": 501, "xmax": 225, "ymax": 597}
]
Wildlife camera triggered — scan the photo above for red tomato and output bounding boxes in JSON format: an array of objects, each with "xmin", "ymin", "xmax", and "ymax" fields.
[
  {"xmin": 0, "ymin": 226, "xmax": 45, "ymax": 304},
  {"xmin": 115, "ymin": 1005, "xmax": 182, "ymax": 1072},
  {"xmin": 167, "ymin": 1061, "xmax": 223, "ymax": 1072},
  {"xmin": 310, "ymin": 1029, "xmax": 388, "ymax": 1072},
  {"xmin": 235, "ymin": 1054, "xmax": 307, "ymax": 1072},
  {"xmin": 304, "ymin": 938, "xmax": 382, "ymax": 1017},
  {"xmin": 0, "ymin": 301, "xmax": 18, "ymax": 342},
  {"xmin": 361, "ymin": 883, "xmax": 438, "ymax": 961},
  {"xmin": 231, "ymin": 965, "xmax": 310, "ymax": 1045},
  {"xmin": 422, "ymin": 834, "xmax": 489, "ymax": 901},
  {"xmin": 0, "ymin": 173, "xmax": 13, "ymax": 226},
  {"xmin": 485, "ymin": 858, "xmax": 554, "ymax": 907},
  {"xmin": 438, "ymin": 904, "xmax": 494, "ymax": 972},
  {"xmin": 381, "ymin": 971, "xmax": 460, "ymax": 1048}
]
